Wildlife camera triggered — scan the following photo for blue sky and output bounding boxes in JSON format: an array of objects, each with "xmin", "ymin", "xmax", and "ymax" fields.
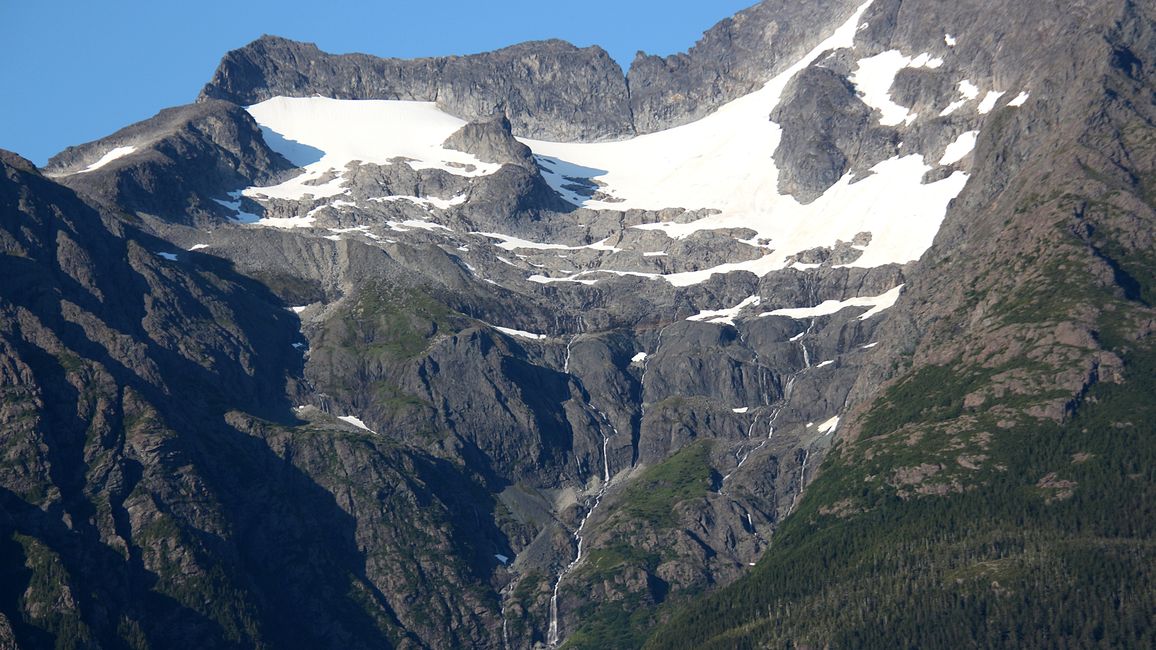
[{"xmin": 1, "ymin": 0, "xmax": 756, "ymax": 165}]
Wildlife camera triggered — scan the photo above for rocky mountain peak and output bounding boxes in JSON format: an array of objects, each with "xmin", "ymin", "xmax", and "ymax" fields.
[{"xmin": 4, "ymin": 0, "xmax": 1155, "ymax": 648}]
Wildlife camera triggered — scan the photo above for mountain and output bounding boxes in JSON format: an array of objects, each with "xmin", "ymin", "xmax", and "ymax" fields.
[{"xmin": 2, "ymin": 0, "xmax": 1154, "ymax": 648}]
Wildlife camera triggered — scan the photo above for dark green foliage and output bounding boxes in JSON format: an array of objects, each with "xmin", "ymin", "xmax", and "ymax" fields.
[
  {"xmin": 619, "ymin": 440, "xmax": 715, "ymax": 527},
  {"xmin": 859, "ymin": 364, "xmax": 988, "ymax": 439}
]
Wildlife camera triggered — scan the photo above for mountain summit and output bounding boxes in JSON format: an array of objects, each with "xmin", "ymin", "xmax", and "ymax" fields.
[{"xmin": 3, "ymin": 0, "xmax": 1155, "ymax": 648}]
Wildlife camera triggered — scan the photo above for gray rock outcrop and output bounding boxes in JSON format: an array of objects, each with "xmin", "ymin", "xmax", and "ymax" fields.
[{"xmin": 200, "ymin": 36, "xmax": 634, "ymax": 142}]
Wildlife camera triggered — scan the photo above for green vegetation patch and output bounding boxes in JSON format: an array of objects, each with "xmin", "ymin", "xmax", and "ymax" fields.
[
  {"xmin": 335, "ymin": 283, "xmax": 463, "ymax": 361},
  {"xmin": 619, "ymin": 440, "xmax": 715, "ymax": 528}
]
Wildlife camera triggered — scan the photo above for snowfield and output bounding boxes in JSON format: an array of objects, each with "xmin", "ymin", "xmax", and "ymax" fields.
[
  {"xmin": 239, "ymin": 0, "xmax": 977, "ymax": 285},
  {"xmin": 243, "ymin": 98, "xmax": 500, "ymax": 201},
  {"xmin": 519, "ymin": 0, "xmax": 967, "ymax": 275}
]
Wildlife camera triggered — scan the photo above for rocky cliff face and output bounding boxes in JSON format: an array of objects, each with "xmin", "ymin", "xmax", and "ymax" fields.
[
  {"xmin": 43, "ymin": 101, "xmax": 295, "ymax": 226},
  {"xmin": 648, "ymin": 0, "xmax": 1156, "ymax": 646},
  {"xmin": 200, "ymin": 37, "xmax": 634, "ymax": 142},
  {"xmin": 3, "ymin": 0, "xmax": 1155, "ymax": 648}
]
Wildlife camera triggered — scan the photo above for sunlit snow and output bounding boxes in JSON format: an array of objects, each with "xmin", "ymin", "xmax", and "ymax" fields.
[
  {"xmin": 851, "ymin": 50, "xmax": 941, "ymax": 126},
  {"xmin": 687, "ymin": 295, "xmax": 762, "ymax": 326},
  {"xmin": 493, "ymin": 325, "xmax": 548, "ymax": 340},
  {"xmin": 940, "ymin": 131, "xmax": 979, "ymax": 166},
  {"xmin": 977, "ymin": 90, "xmax": 1006, "ymax": 114},
  {"xmin": 388, "ymin": 219, "xmax": 452, "ymax": 232},
  {"xmin": 256, "ymin": 215, "xmax": 317, "ymax": 229},
  {"xmin": 213, "ymin": 192, "xmax": 262, "ymax": 223},
  {"xmin": 476, "ymin": 232, "xmax": 621, "ymax": 252},
  {"xmin": 516, "ymin": 1, "xmax": 966, "ymax": 284},
  {"xmin": 78, "ymin": 146, "xmax": 136, "ymax": 173},
  {"xmin": 761, "ymin": 285, "xmax": 903, "ymax": 320},
  {"xmin": 371, "ymin": 194, "xmax": 468, "ymax": 210},
  {"xmin": 338, "ymin": 415, "xmax": 376, "ymax": 433},
  {"xmin": 244, "ymin": 97, "xmax": 500, "ymax": 201},
  {"xmin": 940, "ymin": 80, "xmax": 981, "ymax": 116},
  {"xmin": 229, "ymin": 0, "xmax": 971, "ymax": 290},
  {"xmin": 1007, "ymin": 91, "xmax": 1030, "ymax": 107},
  {"xmin": 818, "ymin": 416, "xmax": 840, "ymax": 434}
]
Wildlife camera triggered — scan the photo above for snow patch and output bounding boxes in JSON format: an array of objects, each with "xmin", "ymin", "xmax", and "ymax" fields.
[
  {"xmin": 257, "ymin": 215, "xmax": 317, "ymax": 229},
  {"xmin": 818, "ymin": 416, "xmax": 840, "ymax": 434},
  {"xmin": 388, "ymin": 219, "xmax": 452, "ymax": 232},
  {"xmin": 78, "ymin": 146, "xmax": 136, "ymax": 173},
  {"xmin": 940, "ymin": 130, "xmax": 979, "ymax": 166},
  {"xmin": 850, "ymin": 50, "xmax": 940, "ymax": 126},
  {"xmin": 856, "ymin": 285, "xmax": 905, "ymax": 319},
  {"xmin": 761, "ymin": 285, "xmax": 904, "ymax": 320},
  {"xmin": 733, "ymin": 407, "xmax": 750, "ymax": 414},
  {"xmin": 940, "ymin": 80, "xmax": 981, "ymax": 116},
  {"xmin": 493, "ymin": 326, "xmax": 548, "ymax": 341},
  {"xmin": 476, "ymin": 232, "xmax": 620, "ymax": 252},
  {"xmin": 245, "ymin": 171, "xmax": 349, "ymax": 202},
  {"xmin": 815, "ymin": 360, "xmax": 835, "ymax": 368},
  {"xmin": 156, "ymin": 252, "xmax": 178, "ymax": 261},
  {"xmin": 213, "ymin": 192, "xmax": 262, "ymax": 223},
  {"xmin": 371, "ymin": 194, "xmax": 468, "ymax": 210},
  {"xmin": 631, "ymin": 352, "xmax": 649, "ymax": 364},
  {"xmin": 338, "ymin": 415, "xmax": 375, "ymax": 434},
  {"xmin": 852, "ymin": 50, "xmax": 921, "ymax": 126},
  {"xmin": 687, "ymin": 295, "xmax": 762, "ymax": 326},
  {"xmin": 977, "ymin": 90, "xmax": 1006, "ymax": 114},
  {"xmin": 527, "ymin": 269, "xmax": 660, "ymax": 285},
  {"xmin": 1008, "ymin": 91, "xmax": 1030, "ymax": 107},
  {"xmin": 188, "ymin": 244, "xmax": 209, "ymax": 251},
  {"xmin": 861, "ymin": 342, "xmax": 880, "ymax": 349},
  {"xmin": 945, "ymin": 33, "xmax": 957, "ymax": 46}
]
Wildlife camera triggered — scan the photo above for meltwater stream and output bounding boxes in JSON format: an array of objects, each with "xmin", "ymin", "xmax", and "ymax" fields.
[{"xmin": 547, "ymin": 335, "xmax": 619, "ymax": 647}]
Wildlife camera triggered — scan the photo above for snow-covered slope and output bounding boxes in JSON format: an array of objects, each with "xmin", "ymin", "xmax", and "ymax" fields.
[
  {"xmin": 243, "ymin": 98, "xmax": 500, "ymax": 201},
  {"xmin": 520, "ymin": 0, "xmax": 965, "ymax": 273},
  {"xmin": 236, "ymin": 0, "xmax": 971, "ymax": 282}
]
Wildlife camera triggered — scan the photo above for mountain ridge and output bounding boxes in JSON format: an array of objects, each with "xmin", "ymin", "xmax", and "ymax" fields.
[{"xmin": 2, "ymin": 0, "xmax": 1155, "ymax": 647}]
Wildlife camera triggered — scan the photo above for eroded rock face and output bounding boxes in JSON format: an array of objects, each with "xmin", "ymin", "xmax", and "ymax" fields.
[
  {"xmin": 200, "ymin": 36, "xmax": 635, "ymax": 142},
  {"xmin": 443, "ymin": 114, "xmax": 537, "ymax": 168},
  {"xmin": 771, "ymin": 66, "xmax": 899, "ymax": 202},
  {"xmin": 6, "ymin": 0, "xmax": 1156, "ymax": 648},
  {"xmin": 627, "ymin": 0, "xmax": 867, "ymax": 133},
  {"xmin": 43, "ymin": 100, "xmax": 295, "ymax": 225}
]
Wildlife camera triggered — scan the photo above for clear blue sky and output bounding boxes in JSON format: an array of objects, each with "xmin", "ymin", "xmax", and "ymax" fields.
[{"xmin": 0, "ymin": 0, "xmax": 757, "ymax": 166}]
